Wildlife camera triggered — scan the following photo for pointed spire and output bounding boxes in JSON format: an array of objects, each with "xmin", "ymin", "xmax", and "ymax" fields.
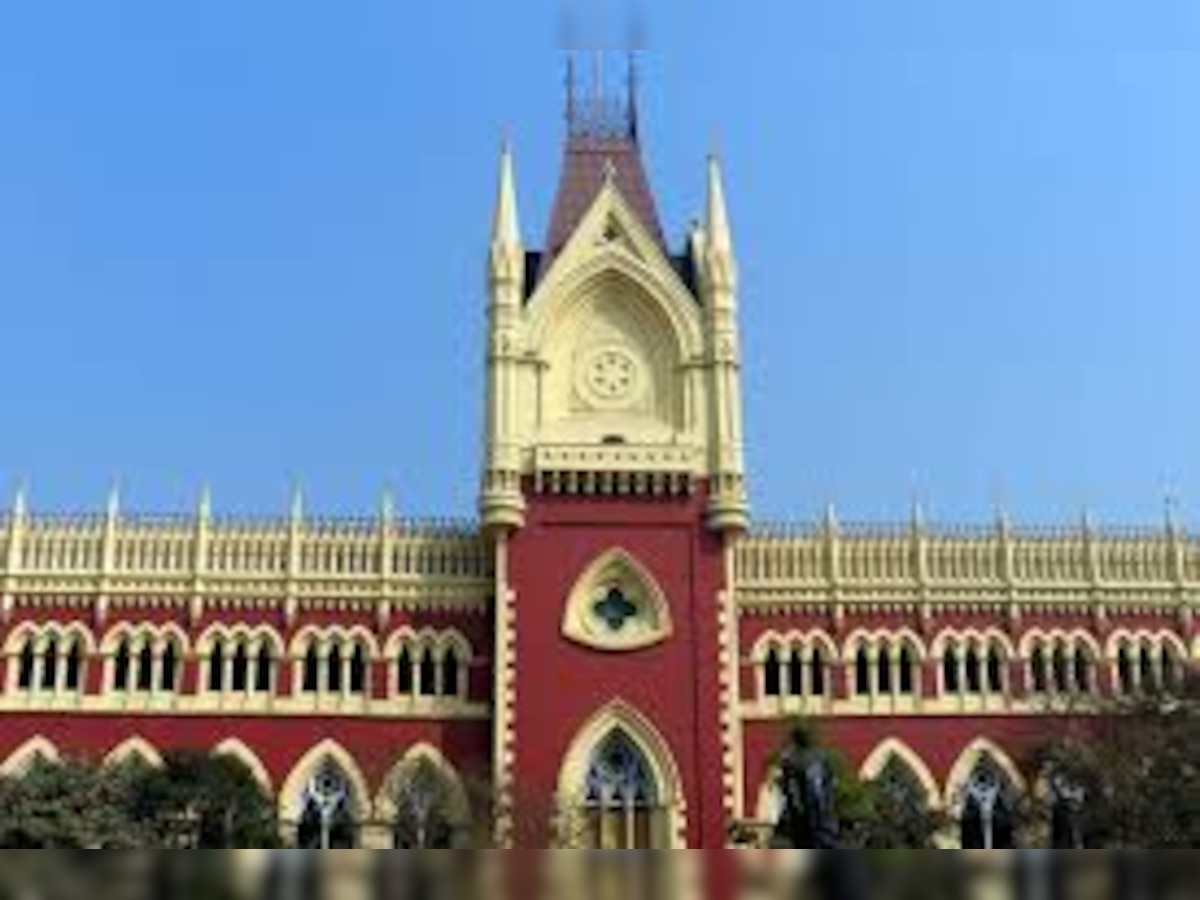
[
  {"xmin": 706, "ymin": 154, "xmax": 734, "ymax": 256},
  {"xmin": 380, "ymin": 488, "xmax": 396, "ymax": 524},
  {"xmin": 11, "ymin": 481, "xmax": 27, "ymax": 521},
  {"xmin": 106, "ymin": 482, "xmax": 121, "ymax": 522},
  {"xmin": 823, "ymin": 502, "xmax": 839, "ymax": 534},
  {"xmin": 197, "ymin": 485, "xmax": 212, "ymax": 521},
  {"xmin": 492, "ymin": 142, "xmax": 522, "ymax": 250},
  {"xmin": 289, "ymin": 485, "xmax": 304, "ymax": 526},
  {"xmin": 910, "ymin": 499, "xmax": 926, "ymax": 534}
]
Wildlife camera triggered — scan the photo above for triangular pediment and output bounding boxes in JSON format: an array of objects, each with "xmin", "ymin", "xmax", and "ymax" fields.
[{"xmin": 528, "ymin": 180, "xmax": 692, "ymax": 312}]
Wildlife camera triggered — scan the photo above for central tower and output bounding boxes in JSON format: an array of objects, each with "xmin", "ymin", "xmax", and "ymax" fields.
[{"xmin": 481, "ymin": 65, "xmax": 749, "ymax": 848}]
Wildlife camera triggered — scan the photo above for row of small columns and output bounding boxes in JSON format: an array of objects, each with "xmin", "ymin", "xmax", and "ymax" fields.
[
  {"xmin": 754, "ymin": 649, "xmax": 1192, "ymax": 705},
  {"xmin": 1, "ymin": 646, "xmax": 474, "ymax": 702}
]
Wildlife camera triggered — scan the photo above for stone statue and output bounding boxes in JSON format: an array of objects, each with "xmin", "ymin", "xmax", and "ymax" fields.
[{"xmin": 771, "ymin": 731, "xmax": 840, "ymax": 849}]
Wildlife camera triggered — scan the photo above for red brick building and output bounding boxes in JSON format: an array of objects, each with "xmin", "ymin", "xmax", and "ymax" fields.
[{"xmin": 0, "ymin": 76, "xmax": 1195, "ymax": 848}]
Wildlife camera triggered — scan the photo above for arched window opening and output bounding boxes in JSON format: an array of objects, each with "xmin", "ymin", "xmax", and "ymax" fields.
[
  {"xmin": 161, "ymin": 643, "xmax": 178, "ymax": 692},
  {"xmin": 986, "ymin": 647, "xmax": 1004, "ymax": 694},
  {"xmin": 349, "ymin": 644, "xmax": 367, "ymax": 695},
  {"xmin": 1074, "ymin": 649, "xmax": 1093, "ymax": 694},
  {"xmin": 231, "ymin": 643, "xmax": 249, "ymax": 692},
  {"xmin": 788, "ymin": 650, "xmax": 804, "ymax": 697},
  {"xmin": 64, "ymin": 641, "xmax": 82, "ymax": 692},
  {"xmin": 960, "ymin": 756, "xmax": 1017, "ymax": 850},
  {"xmin": 42, "ymin": 639, "xmax": 59, "ymax": 691},
  {"xmin": 17, "ymin": 639, "xmax": 35, "ymax": 690},
  {"xmin": 209, "ymin": 642, "xmax": 225, "ymax": 692},
  {"xmin": 965, "ymin": 647, "xmax": 982, "ymax": 695},
  {"xmin": 302, "ymin": 645, "xmax": 320, "ymax": 693},
  {"xmin": 1138, "ymin": 646, "xmax": 1155, "ymax": 692},
  {"xmin": 1031, "ymin": 646, "xmax": 1049, "ymax": 694},
  {"xmin": 810, "ymin": 648, "xmax": 827, "ymax": 697},
  {"xmin": 1052, "ymin": 644, "xmax": 1070, "ymax": 694},
  {"xmin": 418, "ymin": 648, "xmax": 437, "ymax": 697},
  {"xmin": 877, "ymin": 650, "xmax": 893, "ymax": 694},
  {"xmin": 114, "ymin": 640, "xmax": 131, "ymax": 691},
  {"xmin": 763, "ymin": 649, "xmax": 781, "ymax": 698},
  {"xmin": 944, "ymin": 648, "xmax": 961, "ymax": 694},
  {"xmin": 1163, "ymin": 647, "xmax": 1183, "ymax": 694},
  {"xmin": 296, "ymin": 763, "xmax": 359, "ymax": 849},
  {"xmin": 327, "ymin": 645, "xmax": 344, "ymax": 694},
  {"xmin": 136, "ymin": 644, "xmax": 154, "ymax": 691},
  {"xmin": 898, "ymin": 646, "xmax": 915, "ymax": 695},
  {"xmin": 397, "ymin": 646, "xmax": 414, "ymax": 696},
  {"xmin": 255, "ymin": 645, "xmax": 273, "ymax": 693},
  {"xmin": 855, "ymin": 648, "xmax": 871, "ymax": 696},
  {"xmin": 1116, "ymin": 646, "xmax": 1133, "ymax": 695},
  {"xmin": 441, "ymin": 647, "xmax": 461, "ymax": 698},
  {"xmin": 582, "ymin": 731, "xmax": 662, "ymax": 849}
]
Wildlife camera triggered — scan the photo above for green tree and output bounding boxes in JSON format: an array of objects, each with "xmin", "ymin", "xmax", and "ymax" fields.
[
  {"xmin": 127, "ymin": 750, "xmax": 280, "ymax": 848},
  {"xmin": 0, "ymin": 757, "xmax": 145, "ymax": 848},
  {"xmin": 1032, "ymin": 676, "xmax": 1200, "ymax": 848}
]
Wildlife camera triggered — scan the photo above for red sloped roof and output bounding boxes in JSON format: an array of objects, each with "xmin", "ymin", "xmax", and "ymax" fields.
[{"xmin": 540, "ymin": 131, "xmax": 665, "ymax": 278}]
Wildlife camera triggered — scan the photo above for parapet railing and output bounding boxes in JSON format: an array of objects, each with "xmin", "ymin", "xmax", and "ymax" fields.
[
  {"xmin": 739, "ymin": 517, "xmax": 1199, "ymax": 592},
  {"xmin": 0, "ymin": 508, "xmax": 491, "ymax": 585}
]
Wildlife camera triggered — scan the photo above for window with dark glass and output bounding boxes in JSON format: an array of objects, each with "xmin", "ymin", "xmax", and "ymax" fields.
[
  {"xmin": 209, "ymin": 642, "xmax": 225, "ymax": 692},
  {"xmin": 137, "ymin": 645, "xmax": 154, "ymax": 691},
  {"xmin": 17, "ymin": 640, "xmax": 35, "ymax": 690},
  {"xmin": 441, "ymin": 647, "xmax": 460, "ymax": 697},
  {"xmin": 161, "ymin": 643, "xmax": 177, "ymax": 691},
  {"xmin": 303, "ymin": 645, "xmax": 320, "ymax": 693},
  {"xmin": 763, "ymin": 649, "xmax": 781, "ymax": 697},
  {"xmin": 114, "ymin": 641, "xmax": 131, "ymax": 691},
  {"xmin": 42, "ymin": 639, "xmax": 58, "ymax": 690},
  {"xmin": 349, "ymin": 644, "xmax": 366, "ymax": 694},
  {"xmin": 231, "ymin": 643, "xmax": 249, "ymax": 692},
  {"xmin": 419, "ymin": 649, "xmax": 437, "ymax": 697},
  {"xmin": 397, "ymin": 647, "xmax": 414, "ymax": 695},
  {"xmin": 64, "ymin": 641, "xmax": 82, "ymax": 691},
  {"xmin": 256, "ymin": 646, "xmax": 273, "ymax": 692}
]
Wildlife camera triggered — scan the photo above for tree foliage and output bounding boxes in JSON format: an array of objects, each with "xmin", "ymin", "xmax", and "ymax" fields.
[
  {"xmin": 0, "ymin": 750, "xmax": 278, "ymax": 849},
  {"xmin": 1032, "ymin": 675, "xmax": 1200, "ymax": 848}
]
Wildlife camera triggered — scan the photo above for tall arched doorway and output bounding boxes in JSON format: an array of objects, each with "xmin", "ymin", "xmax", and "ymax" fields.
[{"xmin": 558, "ymin": 702, "xmax": 685, "ymax": 849}]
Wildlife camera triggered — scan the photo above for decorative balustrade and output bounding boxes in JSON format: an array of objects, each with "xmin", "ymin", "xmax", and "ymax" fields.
[
  {"xmin": 0, "ymin": 501, "xmax": 492, "ymax": 592},
  {"xmin": 738, "ymin": 515, "xmax": 1199, "ymax": 601}
]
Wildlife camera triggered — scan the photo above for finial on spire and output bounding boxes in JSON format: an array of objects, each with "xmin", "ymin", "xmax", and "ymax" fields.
[
  {"xmin": 706, "ymin": 154, "xmax": 734, "ymax": 256},
  {"xmin": 11, "ymin": 481, "xmax": 27, "ymax": 520},
  {"xmin": 492, "ymin": 141, "xmax": 521, "ymax": 249},
  {"xmin": 197, "ymin": 485, "xmax": 212, "ymax": 521},
  {"xmin": 627, "ymin": 51, "xmax": 640, "ymax": 142},
  {"xmin": 823, "ymin": 502, "xmax": 839, "ymax": 533},
  {"xmin": 910, "ymin": 498, "xmax": 926, "ymax": 533},
  {"xmin": 106, "ymin": 482, "xmax": 121, "ymax": 522},
  {"xmin": 289, "ymin": 485, "xmax": 304, "ymax": 525},
  {"xmin": 380, "ymin": 488, "xmax": 396, "ymax": 524},
  {"xmin": 1165, "ymin": 492, "xmax": 1180, "ymax": 536}
]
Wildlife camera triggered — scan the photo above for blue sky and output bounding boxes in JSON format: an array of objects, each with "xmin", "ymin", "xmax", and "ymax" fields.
[{"xmin": 1, "ymin": 1, "xmax": 1198, "ymax": 526}]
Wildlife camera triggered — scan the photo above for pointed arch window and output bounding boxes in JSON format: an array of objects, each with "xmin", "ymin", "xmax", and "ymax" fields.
[
  {"xmin": 788, "ymin": 650, "xmax": 804, "ymax": 696},
  {"xmin": 136, "ymin": 644, "xmax": 154, "ymax": 691},
  {"xmin": 41, "ymin": 638, "xmax": 59, "ymax": 691},
  {"xmin": 397, "ymin": 646, "xmax": 414, "ymax": 696},
  {"xmin": 327, "ymin": 645, "xmax": 344, "ymax": 694},
  {"xmin": 419, "ymin": 648, "xmax": 437, "ymax": 697},
  {"xmin": 763, "ymin": 648, "xmax": 781, "ymax": 698},
  {"xmin": 441, "ymin": 647, "xmax": 461, "ymax": 698},
  {"xmin": 231, "ymin": 643, "xmax": 249, "ymax": 692},
  {"xmin": 302, "ymin": 645, "xmax": 320, "ymax": 693},
  {"xmin": 114, "ymin": 640, "xmax": 131, "ymax": 691},
  {"xmin": 1031, "ymin": 646, "xmax": 1049, "ymax": 694},
  {"xmin": 255, "ymin": 645, "xmax": 274, "ymax": 693},
  {"xmin": 161, "ymin": 643, "xmax": 178, "ymax": 692},
  {"xmin": 855, "ymin": 647, "xmax": 871, "ymax": 696},
  {"xmin": 582, "ymin": 731, "xmax": 662, "ymax": 850},
  {"xmin": 17, "ymin": 639, "xmax": 35, "ymax": 690},
  {"xmin": 944, "ymin": 647, "xmax": 961, "ymax": 694},
  {"xmin": 986, "ymin": 646, "xmax": 1005, "ymax": 694},
  {"xmin": 810, "ymin": 647, "xmax": 827, "ymax": 697},
  {"xmin": 209, "ymin": 642, "xmax": 225, "ymax": 692},
  {"xmin": 898, "ymin": 646, "xmax": 915, "ymax": 695},
  {"xmin": 349, "ymin": 644, "xmax": 367, "ymax": 695},
  {"xmin": 64, "ymin": 640, "xmax": 82, "ymax": 692}
]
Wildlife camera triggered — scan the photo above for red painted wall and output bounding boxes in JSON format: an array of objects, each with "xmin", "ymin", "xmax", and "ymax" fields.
[{"xmin": 506, "ymin": 484, "xmax": 730, "ymax": 847}]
